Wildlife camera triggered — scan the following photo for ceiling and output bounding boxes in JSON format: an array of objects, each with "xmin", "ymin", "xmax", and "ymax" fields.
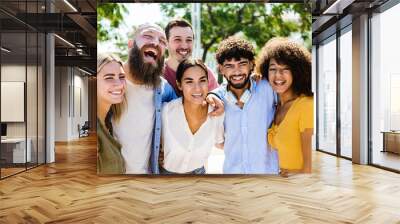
[
  {"xmin": 312, "ymin": 0, "xmax": 389, "ymax": 34},
  {"xmin": 0, "ymin": 0, "xmax": 96, "ymax": 74}
]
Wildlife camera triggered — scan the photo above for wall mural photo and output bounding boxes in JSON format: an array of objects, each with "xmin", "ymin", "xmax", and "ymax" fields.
[{"xmin": 96, "ymin": 2, "xmax": 313, "ymax": 175}]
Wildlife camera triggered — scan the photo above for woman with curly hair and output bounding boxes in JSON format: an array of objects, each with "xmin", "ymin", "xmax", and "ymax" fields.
[{"xmin": 256, "ymin": 37, "xmax": 313, "ymax": 176}]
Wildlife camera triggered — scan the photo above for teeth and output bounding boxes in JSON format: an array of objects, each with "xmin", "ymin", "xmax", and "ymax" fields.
[
  {"xmin": 178, "ymin": 50, "xmax": 188, "ymax": 56},
  {"xmin": 110, "ymin": 91, "xmax": 122, "ymax": 95},
  {"xmin": 192, "ymin": 93, "xmax": 202, "ymax": 97},
  {"xmin": 232, "ymin": 76, "xmax": 243, "ymax": 81},
  {"xmin": 274, "ymin": 80, "xmax": 285, "ymax": 85},
  {"xmin": 145, "ymin": 48, "xmax": 157, "ymax": 54}
]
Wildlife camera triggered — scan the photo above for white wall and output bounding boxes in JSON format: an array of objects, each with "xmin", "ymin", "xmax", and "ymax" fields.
[
  {"xmin": 55, "ymin": 66, "xmax": 69, "ymax": 141},
  {"xmin": 1, "ymin": 65, "xmax": 33, "ymax": 138},
  {"xmin": 54, "ymin": 66, "xmax": 89, "ymax": 141},
  {"xmin": 1, "ymin": 63, "xmax": 46, "ymax": 164}
]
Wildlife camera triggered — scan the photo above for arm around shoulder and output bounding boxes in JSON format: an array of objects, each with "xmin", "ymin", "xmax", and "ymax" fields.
[
  {"xmin": 207, "ymin": 67, "xmax": 219, "ymax": 91},
  {"xmin": 214, "ymin": 113, "xmax": 225, "ymax": 149},
  {"xmin": 161, "ymin": 79, "xmax": 178, "ymax": 103}
]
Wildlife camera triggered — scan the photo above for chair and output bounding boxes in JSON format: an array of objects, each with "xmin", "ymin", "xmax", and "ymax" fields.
[{"xmin": 78, "ymin": 121, "xmax": 90, "ymax": 138}]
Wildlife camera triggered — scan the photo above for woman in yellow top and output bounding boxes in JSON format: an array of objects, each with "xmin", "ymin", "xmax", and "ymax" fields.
[{"xmin": 256, "ymin": 37, "xmax": 313, "ymax": 176}]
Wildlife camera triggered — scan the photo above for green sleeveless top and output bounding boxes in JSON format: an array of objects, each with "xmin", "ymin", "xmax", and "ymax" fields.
[{"xmin": 97, "ymin": 118, "xmax": 125, "ymax": 174}]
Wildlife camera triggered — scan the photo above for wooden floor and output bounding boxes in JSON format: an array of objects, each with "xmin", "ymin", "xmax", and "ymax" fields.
[
  {"xmin": 1, "ymin": 135, "xmax": 400, "ymax": 223},
  {"xmin": 1, "ymin": 167, "xmax": 26, "ymax": 178},
  {"xmin": 373, "ymin": 150, "xmax": 400, "ymax": 171}
]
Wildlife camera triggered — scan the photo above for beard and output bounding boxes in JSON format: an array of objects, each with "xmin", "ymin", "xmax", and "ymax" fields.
[
  {"xmin": 227, "ymin": 73, "xmax": 251, "ymax": 90},
  {"xmin": 175, "ymin": 48, "xmax": 191, "ymax": 62},
  {"xmin": 128, "ymin": 43, "xmax": 164, "ymax": 87}
]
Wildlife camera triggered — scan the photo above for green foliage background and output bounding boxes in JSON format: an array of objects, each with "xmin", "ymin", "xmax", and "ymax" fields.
[{"xmin": 97, "ymin": 3, "xmax": 311, "ymax": 62}]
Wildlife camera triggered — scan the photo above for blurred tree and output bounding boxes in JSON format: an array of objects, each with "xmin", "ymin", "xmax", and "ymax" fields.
[
  {"xmin": 160, "ymin": 3, "xmax": 311, "ymax": 61},
  {"xmin": 97, "ymin": 3, "xmax": 127, "ymax": 42},
  {"xmin": 97, "ymin": 3, "xmax": 311, "ymax": 63}
]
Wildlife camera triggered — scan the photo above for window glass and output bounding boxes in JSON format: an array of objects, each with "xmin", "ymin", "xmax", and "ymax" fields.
[{"xmin": 317, "ymin": 35, "xmax": 337, "ymax": 155}]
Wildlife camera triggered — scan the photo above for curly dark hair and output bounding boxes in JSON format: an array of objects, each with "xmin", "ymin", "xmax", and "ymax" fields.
[
  {"xmin": 215, "ymin": 36, "xmax": 255, "ymax": 65},
  {"xmin": 256, "ymin": 37, "xmax": 312, "ymax": 96}
]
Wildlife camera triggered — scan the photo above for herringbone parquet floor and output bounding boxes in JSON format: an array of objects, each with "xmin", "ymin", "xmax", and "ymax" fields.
[{"xmin": 1, "ymin": 135, "xmax": 400, "ymax": 223}]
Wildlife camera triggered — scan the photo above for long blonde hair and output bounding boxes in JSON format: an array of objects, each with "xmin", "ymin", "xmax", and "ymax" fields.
[{"xmin": 97, "ymin": 53, "xmax": 126, "ymax": 124}]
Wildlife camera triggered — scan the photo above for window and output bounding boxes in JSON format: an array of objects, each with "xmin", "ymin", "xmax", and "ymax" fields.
[
  {"xmin": 370, "ymin": 2, "xmax": 400, "ymax": 171},
  {"xmin": 317, "ymin": 35, "xmax": 337, "ymax": 154},
  {"xmin": 339, "ymin": 26, "xmax": 352, "ymax": 158},
  {"xmin": 0, "ymin": 1, "xmax": 46, "ymax": 179}
]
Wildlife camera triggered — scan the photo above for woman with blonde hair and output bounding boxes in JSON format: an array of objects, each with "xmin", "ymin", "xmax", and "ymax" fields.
[
  {"xmin": 97, "ymin": 53, "xmax": 127, "ymax": 174},
  {"xmin": 256, "ymin": 37, "xmax": 313, "ymax": 176}
]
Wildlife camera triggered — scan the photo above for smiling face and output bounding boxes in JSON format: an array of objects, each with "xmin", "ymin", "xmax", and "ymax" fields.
[
  {"xmin": 219, "ymin": 57, "xmax": 253, "ymax": 90},
  {"xmin": 128, "ymin": 26, "xmax": 167, "ymax": 86},
  {"xmin": 177, "ymin": 65, "xmax": 209, "ymax": 105},
  {"xmin": 97, "ymin": 61, "xmax": 126, "ymax": 106},
  {"xmin": 167, "ymin": 26, "xmax": 193, "ymax": 63},
  {"xmin": 268, "ymin": 58, "xmax": 293, "ymax": 94},
  {"xmin": 134, "ymin": 27, "xmax": 167, "ymax": 65}
]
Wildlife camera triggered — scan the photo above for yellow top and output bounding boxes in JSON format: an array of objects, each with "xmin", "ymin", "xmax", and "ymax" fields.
[{"xmin": 268, "ymin": 96, "xmax": 314, "ymax": 170}]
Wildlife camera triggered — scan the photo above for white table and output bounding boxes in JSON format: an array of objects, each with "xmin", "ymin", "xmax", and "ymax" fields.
[{"xmin": 1, "ymin": 138, "xmax": 31, "ymax": 163}]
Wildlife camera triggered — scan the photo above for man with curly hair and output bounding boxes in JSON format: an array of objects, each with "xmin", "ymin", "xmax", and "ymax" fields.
[{"xmin": 209, "ymin": 36, "xmax": 279, "ymax": 174}]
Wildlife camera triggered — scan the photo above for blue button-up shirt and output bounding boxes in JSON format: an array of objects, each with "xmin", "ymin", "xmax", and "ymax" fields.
[
  {"xmin": 213, "ymin": 79, "xmax": 279, "ymax": 174},
  {"xmin": 150, "ymin": 78, "xmax": 177, "ymax": 174}
]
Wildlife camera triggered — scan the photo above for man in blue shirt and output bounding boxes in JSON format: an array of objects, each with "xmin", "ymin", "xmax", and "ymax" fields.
[{"xmin": 211, "ymin": 37, "xmax": 279, "ymax": 174}]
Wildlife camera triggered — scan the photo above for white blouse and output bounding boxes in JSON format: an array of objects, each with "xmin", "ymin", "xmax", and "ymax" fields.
[{"xmin": 161, "ymin": 98, "xmax": 225, "ymax": 173}]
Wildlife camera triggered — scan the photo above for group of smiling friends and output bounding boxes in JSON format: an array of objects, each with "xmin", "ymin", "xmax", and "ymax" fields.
[{"xmin": 97, "ymin": 18, "xmax": 313, "ymax": 176}]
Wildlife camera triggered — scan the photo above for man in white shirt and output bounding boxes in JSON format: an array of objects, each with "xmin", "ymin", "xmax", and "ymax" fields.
[{"xmin": 112, "ymin": 23, "xmax": 177, "ymax": 174}]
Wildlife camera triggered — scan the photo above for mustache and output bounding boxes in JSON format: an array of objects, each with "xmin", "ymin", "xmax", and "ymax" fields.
[
  {"xmin": 227, "ymin": 73, "xmax": 250, "ymax": 89},
  {"xmin": 229, "ymin": 73, "xmax": 246, "ymax": 78},
  {"xmin": 229, "ymin": 73, "xmax": 247, "ymax": 80},
  {"xmin": 142, "ymin": 44, "xmax": 162, "ymax": 58}
]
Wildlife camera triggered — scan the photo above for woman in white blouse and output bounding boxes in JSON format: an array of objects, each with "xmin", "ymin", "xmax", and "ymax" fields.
[{"xmin": 160, "ymin": 59, "xmax": 224, "ymax": 174}]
